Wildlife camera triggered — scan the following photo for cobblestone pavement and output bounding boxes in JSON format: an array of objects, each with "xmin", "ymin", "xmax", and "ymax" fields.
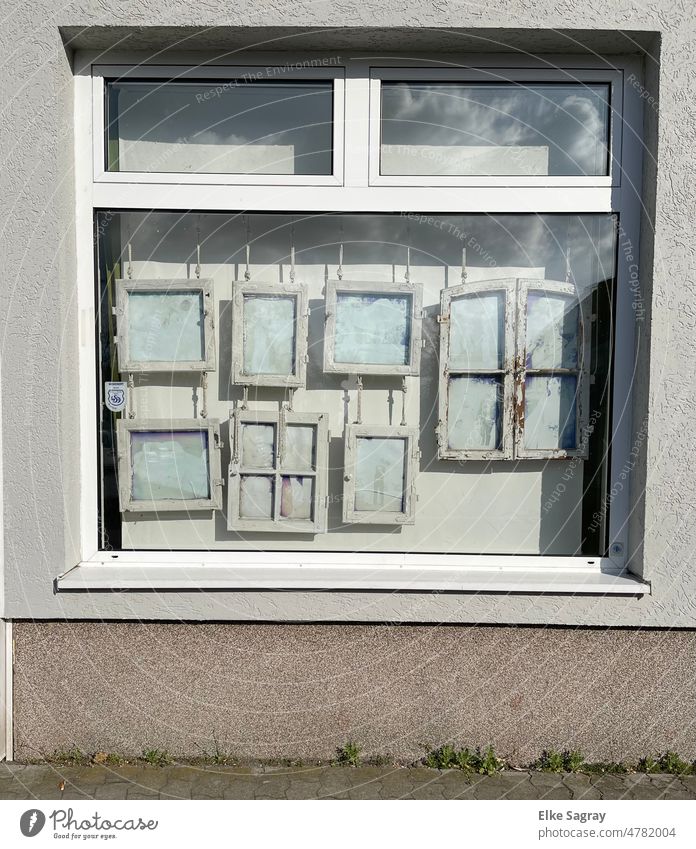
[{"xmin": 1, "ymin": 764, "xmax": 695, "ymax": 800}]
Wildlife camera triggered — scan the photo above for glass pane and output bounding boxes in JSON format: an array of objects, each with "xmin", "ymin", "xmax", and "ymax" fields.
[
  {"xmin": 354, "ymin": 437, "xmax": 407, "ymax": 513},
  {"xmin": 381, "ymin": 83, "xmax": 610, "ymax": 177},
  {"xmin": 107, "ymin": 81, "xmax": 333, "ymax": 175},
  {"xmin": 241, "ymin": 424, "xmax": 275, "ymax": 468},
  {"xmin": 449, "ymin": 291, "xmax": 504, "ymax": 370},
  {"xmin": 524, "ymin": 375, "xmax": 577, "ymax": 451},
  {"xmin": 127, "ymin": 290, "xmax": 204, "ymax": 363},
  {"xmin": 130, "ymin": 430, "xmax": 210, "ymax": 501},
  {"xmin": 239, "ymin": 475, "xmax": 274, "ymax": 519},
  {"xmin": 334, "ymin": 293, "xmax": 412, "ymax": 366},
  {"xmin": 280, "ymin": 476, "xmax": 314, "ymax": 520},
  {"xmin": 526, "ymin": 292, "xmax": 579, "ymax": 369},
  {"xmin": 283, "ymin": 425, "xmax": 315, "ymax": 470},
  {"xmin": 447, "ymin": 376, "xmax": 503, "ymax": 451},
  {"xmin": 242, "ymin": 295, "xmax": 296, "ymax": 376}
]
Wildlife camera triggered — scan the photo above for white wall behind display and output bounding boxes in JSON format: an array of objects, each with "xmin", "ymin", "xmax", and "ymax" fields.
[{"xmin": 97, "ymin": 211, "xmax": 615, "ymax": 555}]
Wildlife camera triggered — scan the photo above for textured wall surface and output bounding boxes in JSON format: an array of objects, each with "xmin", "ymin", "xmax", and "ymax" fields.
[
  {"xmin": 1, "ymin": 5, "xmax": 695, "ymax": 625},
  {"xmin": 12, "ymin": 621, "xmax": 696, "ymax": 762}
]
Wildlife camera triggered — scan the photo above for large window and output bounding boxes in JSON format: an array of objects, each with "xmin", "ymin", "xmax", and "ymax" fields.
[{"xmin": 78, "ymin": 55, "xmax": 642, "ymax": 585}]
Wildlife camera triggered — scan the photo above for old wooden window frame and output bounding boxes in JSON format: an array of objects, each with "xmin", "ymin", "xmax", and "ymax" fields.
[
  {"xmin": 437, "ymin": 278, "xmax": 516, "ymax": 460},
  {"xmin": 227, "ymin": 408, "xmax": 329, "ymax": 533},
  {"xmin": 115, "ymin": 277, "xmax": 216, "ymax": 373},
  {"xmin": 437, "ymin": 277, "xmax": 592, "ymax": 461},
  {"xmin": 343, "ymin": 425, "xmax": 419, "ymax": 525},
  {"xmin": 231, "ymin": 280, "xmax": 309, "ymax": 387},
  {"xmin": 323, "ymin": 279, "xmax": 422, "ymax": 376},
  {"xmin": 117, "ymin": 418, "xmax": 223, "ymax": 512},
  {"xmin": 514, "ymin": 278, "xmax": 593, "ymax": 460}
]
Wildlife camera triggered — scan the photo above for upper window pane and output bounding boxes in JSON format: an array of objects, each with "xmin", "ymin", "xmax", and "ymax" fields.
[
  {"xmin": 380, "ymin": 82, "xmax": 610, "ymax": 177},
  {"xmin": 106, "ymin": 80, "xmax": 333, "ymax": 175}
]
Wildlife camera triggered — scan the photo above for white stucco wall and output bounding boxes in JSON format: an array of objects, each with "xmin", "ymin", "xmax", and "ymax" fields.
[{"xmin": 1, "ymin": 6, "xmax": 693, "ymax": 625}]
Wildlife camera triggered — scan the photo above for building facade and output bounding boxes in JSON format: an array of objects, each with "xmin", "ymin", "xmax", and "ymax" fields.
[{"xmin": 0, "ymin": 5, "xmax": 694, "ymax": 762}]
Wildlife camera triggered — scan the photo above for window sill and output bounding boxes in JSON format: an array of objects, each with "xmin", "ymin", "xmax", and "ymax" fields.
[{"xmin": 56, "ymin": 560, "xmax": 650, "ymax": 595}]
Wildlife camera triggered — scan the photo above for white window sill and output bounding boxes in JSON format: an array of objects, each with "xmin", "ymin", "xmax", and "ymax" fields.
[{"xmin": 56, "ymin": 559, "xmax": 650, "ymax": 595}]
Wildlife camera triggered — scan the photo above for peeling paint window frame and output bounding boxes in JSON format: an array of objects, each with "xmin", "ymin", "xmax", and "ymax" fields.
[
  {"xmin": 227, "ymin": 408, "xmax": 329, "ymax": 534},
  {"xmin": 116, "ymin": 418, "xmax": 223, "ymax": 512},
  {"xmin": 231, "ymin": 280, "xmax": 309, "ymax": 388},
  {"xmin": 438, "ymin": 278, "xmax": 593, "ymax": 461},
  {"xmin": 115, "ymin": 278, "xmax": 216, "ymax": 373},
  {"xmin": 514, "ymin": 279, "xmax": 593, "ymax": 460}
]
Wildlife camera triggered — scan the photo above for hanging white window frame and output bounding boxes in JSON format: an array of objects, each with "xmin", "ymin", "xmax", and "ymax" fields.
[
  {"xmin": 115, "ymin": 277, "xmax": 216, "ymax": 373},
  {"xmin": 323, "ymin": 279, "xmax": 422, "ymax": 376},
  {"xmin": 437, "ymin": 279, "xmax": 516, "ymax": 460},
  {"xmin": 227, "ymin": 408, "xmax": 329, "ymax": 534},
  {"xmin": 343, "ymin": 425, "xmax": 419, "ymax": 525},
  {"xmin": 231, "ymin": 280, "xmax": 309, "ymax": 387},
  {"xmin": 514, "ymin": 279, "xmax": 593, "ymax": 460},
  {"xmin": 117, "ymin": 418, "xmax": 223, "ymax": 512},
  {"xmin": 368, "ymin": 66, "xmax": 624, "ymax": 189},
  {"xmin": 91, "ymin": 63, "xmax": 345, "ymax": 187},
  {"xmin": 71, "ymin": 50, "xmax": 648, "ymax": 592},
  {"xmin": 437, "ymin": 278, "xmax": 592, "ymax": 461}
]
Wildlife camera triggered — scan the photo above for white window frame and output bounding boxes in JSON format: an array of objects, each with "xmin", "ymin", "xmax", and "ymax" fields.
[
  {"xmin": 437, "ymin": 278, "xmax": 516, "ymax": 461},
  {"xmin": 343, "ymin": 425, "xmax": 419, "ymax": 525},
  {"xmin": 369, "ymin": 66, "xmax": 623, "ymax": 188},
  {"xmin": 231, "ymin": 279, "xmax": 309, "ymax": 387},
  {"xmin": 71, "ymin": 50, "xmax": 647, "ymax": 592},
  {"xmin": 323, "ymin": 279, "xmax": 422, "ymax": 376},
  {"xmin": 514, "ymin": 278, "xmax": 593, "ymax": 460},
  {"xmin": 115, "ymin": 277, "xmax": 216, "ymax": 373},
  {"xmin": 227, "ymin": 408, "xmax": 329, "ymax": 534},
  {"xmin": 116, "ymin": 418, "xmax": 223, "ymax": 512},
  {"xmin": 92, "ymin": 63, "xmax": 345, "ymax": 187},
  {"xmin": 437, "ymin": 277, "xmax": 592, "ymax": 461}
]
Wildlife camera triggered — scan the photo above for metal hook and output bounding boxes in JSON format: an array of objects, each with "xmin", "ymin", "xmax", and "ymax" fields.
[
  {"xmin": 195, "ymin": 218, "xmax": 201, "ymax": 279},
  {"xmin": 244, "ymin": 215, "xmax": 251, "ymax": 281},
  {"xmin": 355, "ymin": 376, "xmax": 363, "ymax": 425},
  {"xmin": 401, "ymin": 376, "xmax": 408, "ymax": 427}
]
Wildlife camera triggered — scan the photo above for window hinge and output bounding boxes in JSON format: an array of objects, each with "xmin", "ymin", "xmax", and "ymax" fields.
[{"xmin": 437, "ymin": 313, "xmax": 449, "ymax": 324}]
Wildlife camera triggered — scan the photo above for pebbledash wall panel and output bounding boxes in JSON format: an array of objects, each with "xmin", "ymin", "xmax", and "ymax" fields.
[{"xmin": 11, "ymin": 622, "xmax": 696, "ymax": 762}]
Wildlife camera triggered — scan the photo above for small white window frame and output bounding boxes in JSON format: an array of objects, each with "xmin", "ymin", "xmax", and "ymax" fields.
[
  {"xmin": 227, "ymin": 408, "xmax": 329, "ymax": 534},
  {"xmin": 231, "ymin": 280, "xmax": 309, "ymax": 388},
  {"xmin": 343, "ymin": 425, "xmax": 419, "ymax": 525},
  {"xmin": 323, "ymin": 279, "xmax": 422, "ymax": 376},
  {"xmin": 73, "ymin": 50, "xmax": 646, "ymax": 586},
  {"xmin": 115, "ymin": 277, "xmax": 216, "ymax": 373},
  {"xmin": 437, "ymin": 278, "xmax": 516, "ymax": 460},
  {"xmin": 514, "ymin": 279, "xmax": 593, "ymax": 460},
  {"xmin": 92, "ymin": 63, "xmax": 345, "ymax": 187},
  {"xmin": 369, "ymin": 66, "xmax": 624, "ymax": 188},
  {"xmin": 117, "ymin": 418, "xmax": 223, "ymax": 512}
]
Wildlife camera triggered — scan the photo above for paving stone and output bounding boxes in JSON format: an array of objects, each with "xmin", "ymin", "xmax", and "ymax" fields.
[
  {"xmin": 562, "ymin": 774, "xmax": 602, "ymax": 800},
  {"xmin": 2, "ymin": 764, "xmax": 695, "ymax": 800},
  {"xmin": 286, "ymin": 781, "xmax": 322, "ymax": 800},
  {"xmin": 528, "ymin": 772, "xmax": 573, "ymax": 799},
  {"xmin": 592, "ymin": 774, "xmax": 636, "ymax": 800}
]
